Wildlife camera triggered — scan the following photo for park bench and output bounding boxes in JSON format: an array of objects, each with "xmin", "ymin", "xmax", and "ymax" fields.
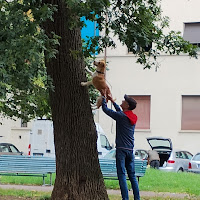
[
  {"xmin": 99, "ymin": 158, "xmax": 148, "ymax": 183},
  {"xmin": 0, "ymin": 155, "xmax": 56, "ymax": 185},
  {"xmin": 0, "ymin": 155, "xmax": 147, "ymax": 186}
]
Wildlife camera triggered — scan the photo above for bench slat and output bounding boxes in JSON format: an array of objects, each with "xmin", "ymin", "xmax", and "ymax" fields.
[
  {"xmin": 99, "ymin": 158, "xmax": 147, "ymax": 181},
  {"xmin": 0, "ymin": 155, "xmax": 148, "ymax": 185},
  {"xmin": 0, "ymin": 155, "xmax": 56, "ymax": 185}
]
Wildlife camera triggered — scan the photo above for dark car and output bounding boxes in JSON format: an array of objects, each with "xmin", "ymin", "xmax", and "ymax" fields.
[
  {"xmin": 147, "ymin": 137, "xmax": 193, "ymax": 172},
  {"xmin": 0, "ymin": 143, "xmax": 22, "ymax": 156}
]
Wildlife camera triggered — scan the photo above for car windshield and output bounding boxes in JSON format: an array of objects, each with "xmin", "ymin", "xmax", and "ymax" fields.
[
  {"xmin": 100, "ymin": 134, "xmax": 111, "ymax": 150},
  {"xmin": 10, "ymin": 145, "xmax": 19, "ymax": 153},
  {"xmin": 0, "ymin": 144, "xmax": 20, "ymax": 153},
  {"xmin": 193, "ymin": 153, "xmax": 200, "ymax": 161},
  {"xmin": 103, "ymin": 149, "xmax": 116, "ymax": 159}
]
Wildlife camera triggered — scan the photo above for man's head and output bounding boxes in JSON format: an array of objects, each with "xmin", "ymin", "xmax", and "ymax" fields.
[{"xmin": 123, "ymin": 94, "xmax": 137, "ymax": 110}]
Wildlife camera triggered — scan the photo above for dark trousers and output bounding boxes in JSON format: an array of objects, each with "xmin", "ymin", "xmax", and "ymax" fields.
[
  {"xmin": 116, "ymin": 148, "xmax": 140, "ymax": 200},
  {"xmin": 150, "ymin": 160, "xmax": 160, "ymax": 169}
]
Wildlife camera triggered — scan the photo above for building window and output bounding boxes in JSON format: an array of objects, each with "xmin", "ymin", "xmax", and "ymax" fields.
[
  {"xmin": 21, "ymin": 119, "xmax": 27, "ymax": 128},
  {"xmin": 130, "ymin": 95, "xmax": 151, "ymax": 129},
  {"xmin": 183, "ymin": 22, "xmax": 200, "ymax": 48},
  {"xmin": 181, "ymin": 95, "xmax": 200, "ymax": 130}
]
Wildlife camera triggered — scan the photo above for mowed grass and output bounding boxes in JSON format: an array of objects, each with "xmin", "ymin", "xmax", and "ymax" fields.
[
  {"xmin": 0, "ymin": 174, "xmax": 55, "ymax": 185},
  {"xmin": 0, "ymin": 169, "xmax": 200, "ymax": 197},
  {"xmin": 140, "ymin": 169, "xmax": 200, "ymax": 195},
  {"xmin": 104, "ymin": 169, "xmax": 200, "ymax": 196},
  {"xmin": 0, "ymin": 188, "xmax": 50, "ymax": 199}
]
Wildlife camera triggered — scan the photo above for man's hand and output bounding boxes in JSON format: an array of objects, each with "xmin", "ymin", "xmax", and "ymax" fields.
[{"xmin": 107, "ymin": 94, "xmax": 114, "ymax": 103}]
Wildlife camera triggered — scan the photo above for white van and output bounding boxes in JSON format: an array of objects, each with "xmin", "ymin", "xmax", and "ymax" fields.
[
  {"xmin": 28, "ymin": 120, "xmax": 112, "ymax": 158},
  {"xmin": 28, "ymin": 120, "xmax": 55, "ymax": 157},
  {"xmin": 96, "ymin": 123, "xmax": 112, "ymax": 158}
]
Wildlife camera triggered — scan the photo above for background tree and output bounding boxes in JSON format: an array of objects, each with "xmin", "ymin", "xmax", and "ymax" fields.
[{"xmin": 0, "ymin": 0, "xmax": 197, "ymax": 199}]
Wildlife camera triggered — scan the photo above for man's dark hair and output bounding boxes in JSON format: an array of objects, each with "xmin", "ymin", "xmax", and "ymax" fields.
[{"xmin": 124, "ymin": 94, "xmax": 137, "ymax": 110}]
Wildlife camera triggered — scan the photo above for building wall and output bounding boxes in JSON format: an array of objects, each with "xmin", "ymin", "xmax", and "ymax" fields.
[
  {"xmin": 94, "ymin": 54, "xmax": 200, "ymax": 154},
  {"xmin": 94, "ymin": 0, "xmax": 200, "ymax": 154},
  {"xmin": 0, "ymin": 117, "xmax": 32, "ymax": 155}
]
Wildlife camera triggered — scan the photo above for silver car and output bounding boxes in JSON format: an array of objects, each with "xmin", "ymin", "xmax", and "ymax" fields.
[
  {"xmin": 188, "ymin": 152, "xmax": 200, "ymax": 174},
  {"xmin": 147, "ymin": 137, "xmax": 193, "ymax": 172},
  {"xmin": 0, "ymin": 143, "xmax": 22, "ymax": 156},
  {"xmin": 102, "ymin": 148, "xmax": 148, "ymax": 160}
]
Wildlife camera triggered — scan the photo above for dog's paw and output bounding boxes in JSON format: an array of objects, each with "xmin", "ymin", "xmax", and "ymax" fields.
[
  {"xmin": 96, "ymin": 96, "xmax": 103, "ymax": 108},
  {"xmin": 81, "ymin": 82, "xmax": 86, "ymax": 86}
]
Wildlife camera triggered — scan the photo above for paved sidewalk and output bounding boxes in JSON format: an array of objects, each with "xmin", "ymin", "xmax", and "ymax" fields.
[{"xmin": 0, "ymin": 184, "xmax": 192, "ymax": 199}]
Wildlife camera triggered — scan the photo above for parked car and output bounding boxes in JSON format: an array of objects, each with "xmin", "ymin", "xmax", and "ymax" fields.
[
  {"xmin": 188, "ymin": 152, "xmax": 200, "ymax": 174},
  {"xmin": 102, "ymin": 148, "xmax": 148, "ymax": 160},
  {"xmin": 147, "ymin": 137, "xmax": 193, "ymax": 172},
  {"xmin": 0, "ymin": 143, "xmax": 22, "ymax": 156}
]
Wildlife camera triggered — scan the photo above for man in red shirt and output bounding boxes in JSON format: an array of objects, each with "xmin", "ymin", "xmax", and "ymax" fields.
[{"xmin": 102, "ymin": 94, "xmax": 140, "ymax": 200}]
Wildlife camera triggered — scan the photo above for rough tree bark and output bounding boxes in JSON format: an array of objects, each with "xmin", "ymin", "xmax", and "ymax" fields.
[{"xmin": 42, "ymin": 0, "xmax": 108, "ymax": 199}]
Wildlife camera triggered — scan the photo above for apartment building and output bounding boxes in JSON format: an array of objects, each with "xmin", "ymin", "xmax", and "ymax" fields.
[{"xmin": 95, "ymin": 0, "xmax": 200, "ymax": 154}]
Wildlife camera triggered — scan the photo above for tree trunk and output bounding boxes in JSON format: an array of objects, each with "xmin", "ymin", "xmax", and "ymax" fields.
[{"xmin": 42, "ymin": 0, "xmax": 108, "ymax": 199}]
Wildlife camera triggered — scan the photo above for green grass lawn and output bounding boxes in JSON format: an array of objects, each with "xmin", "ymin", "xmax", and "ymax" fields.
[
  {"xmin": 0, "ymin": 169, "xmax": 199, "ymax": 197},
  {"xmin": 104, "ymin": 169, "xmax": 200, "ymax": 196},
  {"xmin": 0, "ymin": 174, "xmax": 53, "ymax": 185},
  {"xmin": 0, "ymin": 188, "xmax": 50, "ymax": 199},
  {"xmin": 140, "ymin": 169, "xmax": 200, "ymax": 195}
]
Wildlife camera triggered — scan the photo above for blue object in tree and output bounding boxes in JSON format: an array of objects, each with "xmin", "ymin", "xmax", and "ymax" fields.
[{"xmin": 81, "ymin": 16, "xmax": 99, "ymax": 55}]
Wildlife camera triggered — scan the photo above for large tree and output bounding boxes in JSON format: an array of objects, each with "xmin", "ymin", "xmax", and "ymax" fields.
[{"xmin": 0, "ymin": 0, "xmax": 197, "ymax": 199}]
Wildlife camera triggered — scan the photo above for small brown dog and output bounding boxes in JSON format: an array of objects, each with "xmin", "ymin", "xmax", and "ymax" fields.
[{"xmin": 81, "ymin": 60, "xmax": 112, "ymax": 108}]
